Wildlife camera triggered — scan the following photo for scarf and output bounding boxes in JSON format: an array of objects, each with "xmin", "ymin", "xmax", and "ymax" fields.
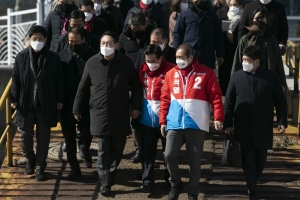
[
  {"xmin": 141, "ymin": 57, "xmax": 167, "ymax": 77},
  {"xmin": 139, "ymin": 1, "xmax": 153, "ymax": 11},
  {"xmin": 245, "ymin": 24, "xmax": 265, "ymax": 45},
  {"xmin": 85, "ymin": 14, "xmax": 97, "ymax": 32}
]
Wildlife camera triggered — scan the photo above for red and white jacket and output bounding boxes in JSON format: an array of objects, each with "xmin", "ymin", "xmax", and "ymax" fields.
[
  {"xmin": 139, "ymin": 58, "xmax": 175, "ymax": 128},
  {"xmin": 159, "ymin": 58, "xmax": 224, "ymax": 132}
]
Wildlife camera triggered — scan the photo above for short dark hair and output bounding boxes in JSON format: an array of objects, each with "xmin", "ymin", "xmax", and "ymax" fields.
[
  {"xmin": 242, "ymin": 45, "xmax": 261, "ymax": 61},
  {"xmin": 144, "ymin": 44, "xmax": 162, "ymax": 60},
  {"xmin": 70, "ymin": 10, "xmax": 85, "ymax": 21},
  {"xmin": 251, "ymin": 6, "xmax": 268, "ymax": 24},
  {"xmin": 67, "ymin": 27, "xmax": 85, "ymax": 39},
  {"xmin": 228, "ymin": 0, "xmax": 242, "ymax": 6},
  {"xmin": 151, "ymin": 28, "xmax": 167, "ymax": 40},
  {"xmin": 177, "ymin": 43, "xmax": 194, "ymax": 58},
  {"xmin": 101, "ymin": 31, "xmax": 119, "ymax": 43},
  {"xmin": 28, "ymin": 25, "xmax": 47, "ymax": 38},
  {"xmin": 128, "ymin": 11, "xmax": 146, "ymax": 27},
  {"xmin": 79, "ymin": 0, "xmax": 94, "ymax": 9}
]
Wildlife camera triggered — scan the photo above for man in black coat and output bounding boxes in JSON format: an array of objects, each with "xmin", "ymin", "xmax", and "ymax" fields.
[
  {"xmin": 11, "ymin": 26, "xmax": 65, "ymax": 181},
  {"xmin": 58, "ymin": 27, "xmax": 98, "ymax": 179},
  {"xmin": 224, "ymin": 45, "xmax": 287, "ymax": 199},
  {"xmin": 119, "ymin": 11, "xmax": 155, "ymax": 63},
  {"xmin": 54, "ymin": 10, "xmax": 100, "ymax": 53},
  {"xmin": 238, "ymin": 0, "xmax": 288, "ymax": 55},
  {"xmin": 124, "ymin": 0, "xmax": 168, "ymax": 34},
  {"xmin": 79, "ymin": 0, "xmax": 109, "ymax": 38},
  {"xmin": 44, "ymin": 0, "xmax": 78, "ymax": 51},
  {"xmin": 135, "ymin": 28, "xmax": 176, "ymax": 70},
  {"xmin": 73, "ymin": 31, "xmax": 142, "ymax": 196},
  {"xmin": 114, "ymin": 0, "xmax": 135, "ymax": 19},
  {"xmin": 173, "ymin": 0, "xmax": 224, "ymax": 69}
]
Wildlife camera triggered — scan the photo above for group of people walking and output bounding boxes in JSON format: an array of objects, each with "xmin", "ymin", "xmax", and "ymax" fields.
[{"xmin": 10, "ymin": 0, "xmax": 289, "ymax": 200}]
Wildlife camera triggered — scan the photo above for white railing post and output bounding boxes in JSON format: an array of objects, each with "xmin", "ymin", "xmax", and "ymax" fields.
[
  {"xmin": 44, "ymin": 0, "xmax": 52, "ymax": 19},
  {"xmin": 7, "ymin": 8, "xmax": 13, "ymax": 67},
  {"xmin": 37, "ymin": 0, "xmax": 43, "ymax": 25}
]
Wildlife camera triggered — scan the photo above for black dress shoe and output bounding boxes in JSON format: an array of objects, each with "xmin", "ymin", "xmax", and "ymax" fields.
[
  {"xmin": 84, "ymin": 157, "xmax": 92, "ymax": 168},
  {"xmin": 168, "ymin": 181, "xmax": 183, "ymax": 200},
  {"xmin": 249, "ymin": 190, "xmax": 258, "ymax": 200},
  {"xmin": 67, "ymin": 169, "xmax": 82, "ymax": 179},
  {"xmin": 100, "ymin": 186, "xmax": 111, "ymax": 196},
  {"xmin": 35, "ymin": 168, "xmax": 46, "ymax": 181},
  {"xmin": 24, "ymin": 167, "xmax": 34, "ymax": 175},
  {"xmin": 139, "ymin": 184, "xmax": 155, "ymax": 193},
  {"xmin": 131, "ymin": 151, "xmax": 141, "ymax": 163}
]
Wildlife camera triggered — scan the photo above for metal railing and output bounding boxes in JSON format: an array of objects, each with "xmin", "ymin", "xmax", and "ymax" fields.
[{"xmin": 0, "ymin": 78, "xmax": 16, "ymax": 166}]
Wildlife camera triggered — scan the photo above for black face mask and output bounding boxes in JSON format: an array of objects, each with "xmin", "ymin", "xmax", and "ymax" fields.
[
  {"xmin": 59, "ymin": 3, "xmax": 72, "ymax": 13},
  {"xmin": 194, "ymin": 1, "xmax": 207, "ymax": 10},
  {"xmin": 253, "ymin": 21, "xmax": 267, "ymax": 31},
  {"xmin": 132, "ymin": 29, "xmax": 145, "ymax": 39},
  {"xmin": 69, "ymin": 44, "xmax": 83, "ymax": 53}
]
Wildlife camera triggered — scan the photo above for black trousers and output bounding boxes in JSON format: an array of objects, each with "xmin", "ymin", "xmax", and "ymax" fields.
[
  {"xmin": 241, "ymin": 149, "xmax": 268, "ymax": 191},
  {"xmin": 141, "ymin": 125, "xmax": 170, "ymax": 185},
  {"xmin": 62, "ymin": 127, "xmax": 80, "ymax": 170},
  {"xmin": 77, "ymin": 128, "xmax": 93, "ymax": 157},
  {"xmin": 20, "ymin": 108, "xmax": 50, "ymax": 169},
  {"xmin": 96, "ymin": 135, "xmax": 127, "ymax": 187}
]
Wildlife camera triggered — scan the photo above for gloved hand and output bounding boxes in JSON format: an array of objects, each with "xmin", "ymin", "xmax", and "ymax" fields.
[{"xmin": 279, "ymin": 44, "xmax": 286, "ymax": 56}]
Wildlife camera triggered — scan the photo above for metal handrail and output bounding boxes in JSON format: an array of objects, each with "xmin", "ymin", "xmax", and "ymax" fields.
[{"xmin": 0, "ymin": 78, "xmax": 14, "ymax": 166}]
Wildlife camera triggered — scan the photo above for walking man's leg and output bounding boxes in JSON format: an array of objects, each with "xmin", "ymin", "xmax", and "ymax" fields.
[{"xmin": 80, "ymin": 128, "xmax": 93, "ymax": 167}]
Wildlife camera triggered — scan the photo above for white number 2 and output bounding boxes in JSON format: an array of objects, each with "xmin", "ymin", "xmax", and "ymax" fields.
[{"xmin": 194, "ymin": 77, "xmax": 202, "ymax": 89}]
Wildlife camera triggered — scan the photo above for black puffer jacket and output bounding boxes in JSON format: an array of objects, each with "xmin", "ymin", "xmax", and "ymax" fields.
[
  {"xmin": 118, "ymin": 24, "xmax": 155, "ymax": 63},
  {"xmin": 58, "ymin": 43, "xmax": 98, "ymax": 129},
  {"xmin": 11, "ymin": 47, "xmax": 65, "ymax": 128},
  {"xmin": 44, "ymin": 3, "xmax": 79, "ymax": 51},
  {"xmin": 72, "ymin": 51, "xmax": 142, "ymax": 136},
  {"xmin": 224, "ymin": 67, "xmax": 287, "ymax": 149},
  {"xmin": 54, "ymin": 29, "xmax": 100, "ymax": 53}
]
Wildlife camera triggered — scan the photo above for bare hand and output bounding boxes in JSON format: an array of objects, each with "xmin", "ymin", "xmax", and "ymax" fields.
[
  {"xmin": 225, "ymin": 127, "xmax": 233, "ymax": 135},
  {"xmin": 57, "ymin": 103, "xmax": 63, "ymax": 110},
  {"xmin": 131, "ymin": 110, "xmax": 140, "ymax": 119},
  {"xmin": 217, "ymin": 57, "xmax": 224, "ymax": 66},
  {"xmin": 160, "ymin": 125, "xmax": 167, "ymax": 137},
  {"xmin": 214, "ymin": 121, "xmax": 223, "ymax": 131},
  {"xmin": 227, "ymin": 31, "xmax": 233, "ymax": 43},
  {"xmin": 11, "ymin": 102, "xmax": 18, "ymax": 109},
  {"xmin": 277, "ymin": 125, "xmax": 286, "ymax": 136},
  {"xmin": 74, "ymin": 114, "xmax": 81, "ymax": 122}
]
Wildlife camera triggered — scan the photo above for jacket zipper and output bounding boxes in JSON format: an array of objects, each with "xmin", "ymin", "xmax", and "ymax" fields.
[{"xmin": 178, "ymin": 68, "xmax": 194, "ymax": 129}]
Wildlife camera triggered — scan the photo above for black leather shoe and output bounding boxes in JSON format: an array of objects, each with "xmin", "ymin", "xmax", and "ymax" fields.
[
  {"xmin": 35, "ymin": 167, "xmax": 46, "ymax": 181},
  {"xmin": 131, "ymin": 151, "xmax": 141, "ymax": 163},
  {"xmin": 188, "ymin": 193, "xmax": 198, "ymax": 200},
  {"xmin": 67, "ymin": 169, "xmax": 82, "ymax": 179},
  {"xmin": 249, "ymin": 190, "xmax": 258, "ymax": 200},
  {"xmin": 100, "ymin": 186, "xmax": 111, "ymax": 196},
  {"xmin": 62, "ymin": 142, "xmax": 67, "ymax": 152},
  {"xmin": 84, "ymin": 157, "xmax": 92, "ymax": 168},
  {"xmin": 139, "ymin": 184, "xmax": 155, "ymax": 193},
  {"xmin": 168, "ymin": 181, "xmax": 183, "ymax": 200},
  {"xmin": 24, "ymin": 167, "xmax": 34, "ymax": 175}
]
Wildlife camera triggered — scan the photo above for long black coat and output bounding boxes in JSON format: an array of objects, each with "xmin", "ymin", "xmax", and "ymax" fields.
[
  {"xmin": 118, "ymin": 24, "xmax": 155, "ymax": 63},
  {"xmin": 103, "ymin": 5, "xmax": 124, "ymax": 35},
  {"xmin": 238, "ymin": 0, "xmax": 288, "ymax": 45},
  {"xmin": 58, "ymin": 43, "xmax": 98, "ymax": 129},
  {"xmin": 134, "ymin": 45, "xmax": 176, "ymax": 70},
  {"xmin": 44, "ymin": 3, "xmax": 79, "ymax": 51},
  {"xmin": 11, "ymin": 47, "xmax": 65, "ymax": 128},
  {"xmin": 72, "ymin": 51, "xmax": 143, "ymax": 136},
  {"xmin": 54, "ymin": 29, "xmax": 100, "ymax": 53},
  {"xmin": 224, "ymin": 67, "xmax": 287, "ymax": 149}
]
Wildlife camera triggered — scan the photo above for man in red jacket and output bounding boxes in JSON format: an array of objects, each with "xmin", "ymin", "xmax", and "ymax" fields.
[
  {"xmin": 160, "ymin": 44, "xmax": 224, "ymax": 200},
  {"xmin": 138, "ymin": 44, "xmax": 175, "ymax": 192}
]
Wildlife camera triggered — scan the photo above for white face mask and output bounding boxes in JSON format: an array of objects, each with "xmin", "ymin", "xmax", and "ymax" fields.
[
  {"xmin": 142, "ymin": 0, "xmax": 153, "ymax": 5},
  {"xmin": 154, "ymin": 0, "xmax": 158, "ymax": 4},
  {"xmin": 101, "ymin": 46, "xmax": 115, "ymax": 56},
  {"xmin": 229, "ymin": 6, "xmax": 240, "ymax": 15},
  {"xmin": 94, "ymin": 3, "xmax": 101, "ymax": 11},
  {"xmin": 84, "ymin": 12, "xmax": 93, "ymax": 21},
  {"xmin": 176, "ymin": 59, "xmax": 188, "ymax": 69},
  {"xmin": 180, "ymin": 3, "xmax": 189, "ymax": 11},
  {"xmin": 260, "ymin": 0, "xmax": 272, "ymax": 4},
  {"xmin": 159, "ymin": 42, "xmax": 166, "ymax": 51},
  {"xmin": 30, "ymin": 41, "xmax": 44, "ymax": 51},
  {"xmin": 146, "ymin": 62, "xmax": 160, "ymax": 71},
  {"xmin": 242, "ymin": 62, "xmax": 254, "ymax": 72}
]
